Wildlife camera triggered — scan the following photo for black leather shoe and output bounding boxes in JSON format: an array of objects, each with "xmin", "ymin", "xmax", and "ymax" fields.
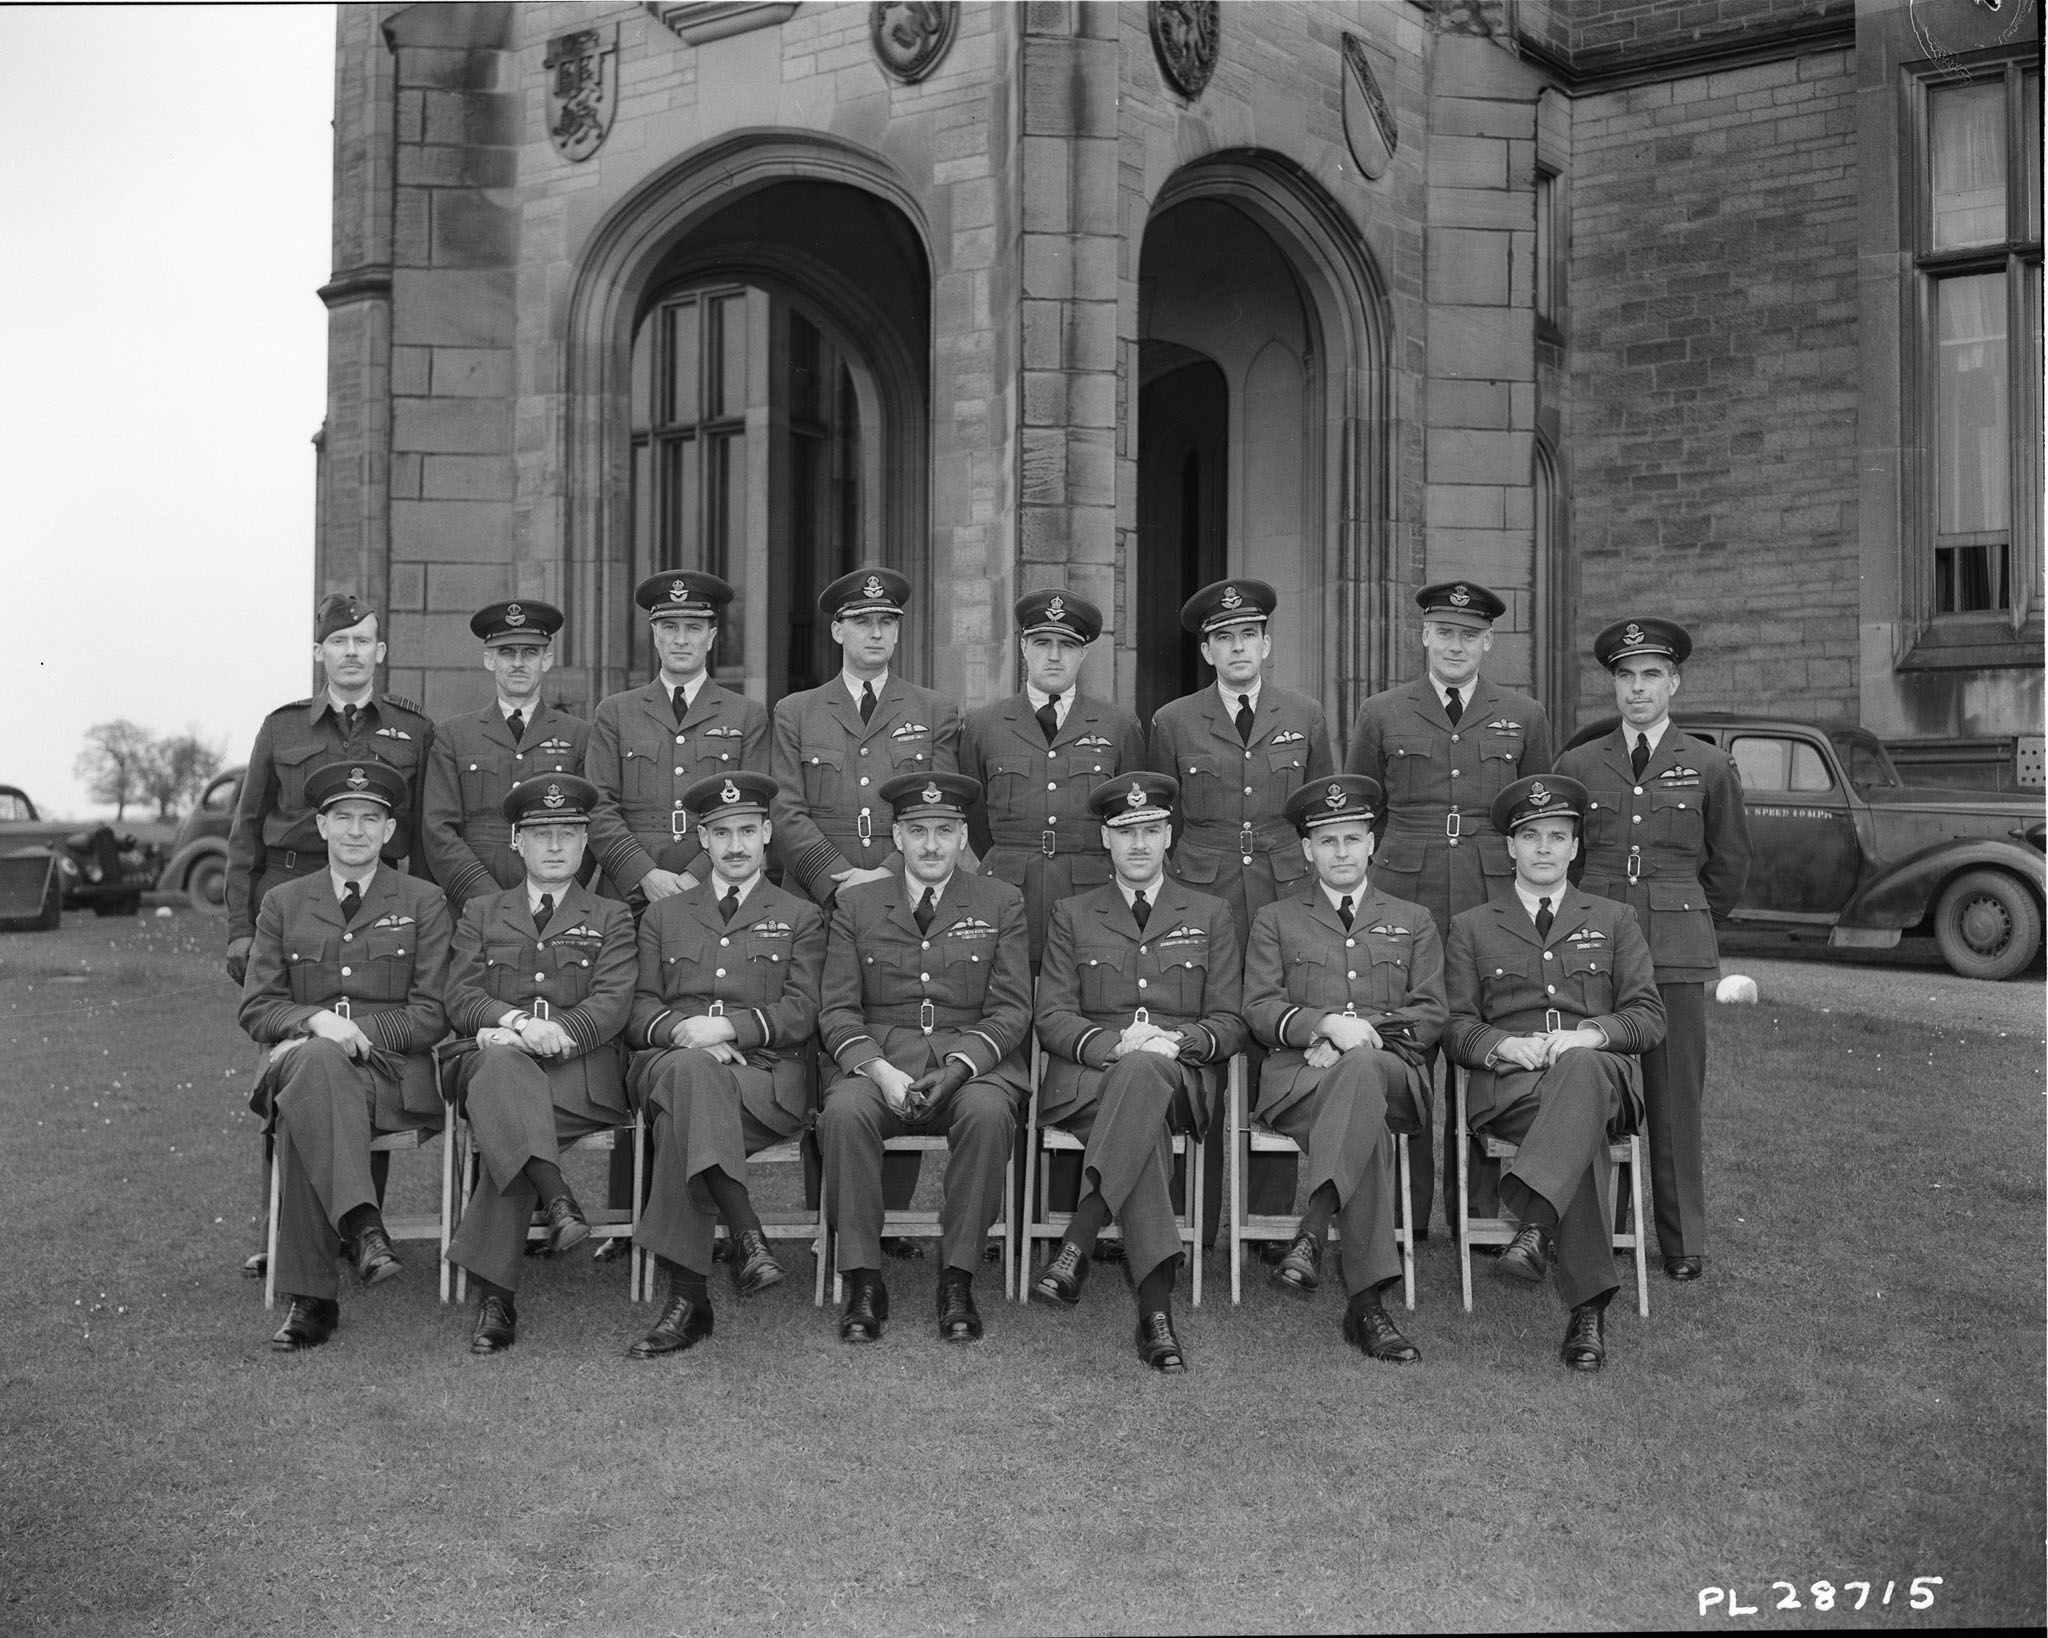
[
  {"xmin": 352, "ymin": 1226, "xmax": 403, "ymax": 1287},
  {"xmin": 1030, "ymin": 1241, "xmax": 1089, "ymax": 1308},
  {"xmin": 1664, "ymin": 1255, "xmax": 1705, "ymax": 1282},
  {"xmin": 1092, "ymin": 1239, "xmax": 1126, "ymax": 1266},
  {"xmin": 882, "ymin": 1236, "xmax": 925, "ymax": 1260},
  {"xmin": 545, "ymin": 1193, "xmax": 591, "ymax": 1256},
  {"xmin": 711, "ymin": 1237, "xmax": 735, "ymax": 1263},
  {"xmin": 838, "ymin": 1274, "xmax": 888, "ymax": 1343},
  {"xmin": 470, "ymin": 1294, "xmax": 517, "ymax": 1355},
  {"xmin": 270, "ymin": 1295, "xmax": 338, "ymax": 1353},
  {"xmin": 591, "ymin": 1234, "xmax": 631, "ymax": 1263},
  {"xmin": 1343, "ymin": 1297, "xmax": 1422, "ymax": 1364},
  {"xmin": 936, "ymin": 1272, "xmax": 982, "ymax": 1343},
  {"xmin": 730, "ymin": 1230, "xmax": 786, "ymax": 1297},
  {"xmin": 1269, "ymin": 1232, "xmax": 1323, "ymax": 1298},
  {"xmin": 1493, "ymin": 1224, "xmax": 1554, "ymax": 1284},
  {"xmin": 242, "ymin": 1249, "xmax": 268, "ymax": 1280},
  {"xmin": 1257, "ymin": 1239, "xmax": 1288, "ymax": 1267},
  {"xmin": 1561, "ymin": 1302, "xmax": 1607, "ymax": 1371},
  {"xmin": 1134, "ymin": 1309, "xmax": 1186, "ymax": 1374},
  {"xmin": 628, "ymin": 1294, "xmax": 714, "ymax": 1358}
]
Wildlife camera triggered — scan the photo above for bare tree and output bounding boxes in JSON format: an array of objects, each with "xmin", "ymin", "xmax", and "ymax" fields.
[
  {"xmin": 141, "ymin": 733, "xmax": 227, "ymax": 820},
  {"xmin": 74, "ymin": 720, "xmax": 157, "ymax": 820}
]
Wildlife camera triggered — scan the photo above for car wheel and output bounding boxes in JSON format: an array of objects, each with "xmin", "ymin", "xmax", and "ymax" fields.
[
  {"xmin": 186, "ymin": 854, "xmax": 228, "ymax": 916},
  {"xmin": 1932, "ymin": 869, "xmax": 2042, "ymax": 982},
  {"xmin": 33, "ymin": 865, "xmax": 61, "ymax": 931}
]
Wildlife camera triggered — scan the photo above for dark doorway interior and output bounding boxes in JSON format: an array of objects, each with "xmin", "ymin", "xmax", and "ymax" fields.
[{"xmin": 1136, "ymin": 354, "xmax": 1227, "ymax": 725}]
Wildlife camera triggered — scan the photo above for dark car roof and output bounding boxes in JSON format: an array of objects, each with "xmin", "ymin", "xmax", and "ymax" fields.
[{"xmin": 1560, "ymin": 711, "xmax": 1859, "ymax": 754}]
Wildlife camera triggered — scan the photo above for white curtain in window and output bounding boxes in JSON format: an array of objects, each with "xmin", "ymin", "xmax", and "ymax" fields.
[
  {"xmin": 1931, "ymin": 81, "xmax": 2006, "ymax": 250},
  {"xmin": 1936, "ymin": 273, "xmax": 2009, "ymax": 535}
]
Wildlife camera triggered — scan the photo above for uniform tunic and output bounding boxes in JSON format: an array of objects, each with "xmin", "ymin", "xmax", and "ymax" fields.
[
  {"xmin": 420, "ymin": 701, "xmax": 590, "ymax": 913},
  {"xmin": 1034, "ymin": 879, "xmax": 1246, "ymax": 1282},
  {"xmin": 626, "ymin": 877, "xmax": 827, "ymax": 1274},
  {"xmin": 959, "ymin": 691, "xmax": 1148, "ymax": 962},
  {"xmin": 1242, "ymin": 884, "xmax": 1445, "ymax": 1294},
  {"xmin": 227, "ymin": 694, "xmax": 435, "ymax": 944},
  {"xmin": 1444, "ymin": 887, "xmax": 1665, "ymax": 1308},
  {"xmin": 441, "ymin": 880, "xmax": 636, "ymax": 1292},
  {"xmin": 1555, "ymin": 725, "xmax": 1750, "ymax": 1258},
  {"xmin": 239, "ymin": 867, "xmax": 451, "ymax": 1300},
  {"xmin": 585, "ymin": 679, "xmax": 769, "ymax": 901}
]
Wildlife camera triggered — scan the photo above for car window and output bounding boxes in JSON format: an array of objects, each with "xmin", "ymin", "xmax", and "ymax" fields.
[
  {"xmin": 0, "ymin": 793, "xmax": 28, "ymax": 822},
  {"xmin": 1789, "ymin": 742, "xmax": 1835, "ymax": 793},
  {"xmin": 1836, "ymin": 736, "xmax": 1902, "ymax": 794},
  {"xmin": 1730, "ymin": 736, "xmax": 1837, "ymax": 794},
  {"xmin": 201, "ymin": 776, "xmax": 240, "ymax": 812}
]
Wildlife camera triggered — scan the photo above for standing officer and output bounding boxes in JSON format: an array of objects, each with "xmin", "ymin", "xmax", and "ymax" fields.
[
  {"xmin": 239, "ymin": 761, "xmax": 451, "ymax": 1352},
  {"xmin": 1148, "ymin": 578, "xmax": 1332, "ymax": 1238},
  {"xmin": 227, "ymin": 593, "xmax": 434, "ymax": 985},
  {"xmin": 1241, "ymin": 775, "xmax": 1444, "ymax": 1364},
  {"xmin": 624, "ymin": 772, "xmax": 828, "ymax": 1359},
  {"xmin": 1554, "ymin": 618, "xmax": 1749, "ymax": 1282},
  {"xmin": 959, "ymin": 589, "xmax": 1148, "ymax": 967},
  {"xmin": 1444, "ymin": 776, "xmax": 1666, "ymax": 1370},
  {"xmin": 1344, "ymin": 581, "xmax": 1553, "ymax": 1241},
  {"xmin": 1030, "ymin": 773, "xmax": 1247, "ymax": 1374},
  {"xmin": 421, "ymin": 600, "xmax": 590, "ymax": 917},
  {"xmin": 442, "ymin": 775, "xmax": 637, "ymax": 1355},
  {"xmin": 815, "ymin": 774, "xmax": 1030, "ymax": 1347},
  {"xmin": 585, "ymin": 571, "xmax": 768, "ymax": 909}
]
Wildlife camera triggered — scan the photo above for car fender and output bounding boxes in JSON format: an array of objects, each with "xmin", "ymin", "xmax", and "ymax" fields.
[
  {"xmin": 1839, "ymin": 838, "xmax": 2046, "ymax": 930},
  {"xmin": 157, "ymin": 835, "xmax": 227, "ymax": 892}
]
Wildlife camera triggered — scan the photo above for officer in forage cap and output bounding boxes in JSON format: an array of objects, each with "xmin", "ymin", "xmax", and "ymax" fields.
[
  {"xmin": 1240, "ymin": 774, "xmax": 1444, "ymax": 1361},
  {"xmin": 1554, "ymin": 618, "xmax": 1748, "ymax": 1283},
  {"xmin": 239, "ymin": 758, "xmax": 453, "ymax": 1351},
  {"xmin": 226, "ymin": 593, "xmax": 435, "ymax": 985},
  {"xmin": 1443, "ymin": 771, "xmax": 1666, "ymax": 1371},
  {"xmin": 421, "ymin": 599, "xmax": 592, "ymax": 918},
  {"xmin": 442, "ymin": 769, "xmax": 638, "ymax": 1355},
  {"xmin": 959, "ymin": 589, "xmax": 1149, "ymax": 966},
  {"xmin": 1030, "ymin": 769, "xmax": 1247, "ymax": 1371},
  {"xmin": 1343, "ymin": 579, "xmax": 1555, "ymax": 1245}
]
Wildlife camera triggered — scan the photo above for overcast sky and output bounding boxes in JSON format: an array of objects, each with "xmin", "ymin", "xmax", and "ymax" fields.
[{"xmin": 4, "ymin": 4, "xmax": 335, "ymax": 819}]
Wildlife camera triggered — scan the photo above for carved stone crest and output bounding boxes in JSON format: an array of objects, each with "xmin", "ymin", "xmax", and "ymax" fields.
[
  {"xmin": 871, "ymin": 2, "xmax": 957, "ymax": 84},
  {"xmin": 1149, "ymin": 1, "xmax": 1219, "ymax": 100},
  {"xmin": 545, "ymin": 24, "xmax": 617, "ymax": 163},
  {"xmin": 1340, "ymin": 33, "xmax": 1397, "ymax": 181}
]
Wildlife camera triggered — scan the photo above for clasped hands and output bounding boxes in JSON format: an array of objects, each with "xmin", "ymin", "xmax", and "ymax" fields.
[
  {"xmin": 477, "ymin": 1015, "xmax": 576, "ymax": 1057},
  {"xmin": 1491, "ymin": 1027, "xmax": 1605, "ymax": 1072},
  {"xmin": 270, "ymin": 1007, "xmax": 374, "ymax": 1066},
  {"xmin": 666, "ymin": 1013, "xmax": 742, "ymax": 1064},
  {"xmin": 865, "ymin": 1056, "xmax": 972, "ymax": 1122},
  {"xmin": 1108, "ymin": 1019, "xmax": 1184, "ymax": 1061}
]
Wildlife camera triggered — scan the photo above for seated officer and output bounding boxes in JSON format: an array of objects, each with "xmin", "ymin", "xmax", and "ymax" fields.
[
  {"xmin": 238, "ymin": 760, "xmax": 451, "ymax": 1352},
  {"xmin": 623, "ymin": 772, "xmax": 828, "ymax": 1359},
  {"xmin": 1030, "ymin": 773, "xmax": 1247, "ymax": 1374},
  {"xmin": 816, "ymin": 774, "xmax": 1030, "ymax": 1346},
  {"xmin": 1443, "ymin": 776, "xmax": 1666, "ymax": 1372},
  {"xmin": 443, "ymin": 775, "xmax": 636, "ymax": 1354},
  {"xmin": 1242, "ymin": 775, "xmax": 1445, "ymax": 1364}
]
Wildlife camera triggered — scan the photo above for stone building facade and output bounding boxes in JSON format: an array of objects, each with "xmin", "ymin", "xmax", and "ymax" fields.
[{"xmin": 317, "ymin": 0, "xmax": 2042, "ymax": 784}]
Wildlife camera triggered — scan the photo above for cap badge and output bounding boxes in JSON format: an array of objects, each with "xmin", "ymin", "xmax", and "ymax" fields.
[
  {"xmin": 719, "ymin": 779, "xmax": 741, "ymax": 805},
  {"xmin": 1623, "ymin": 622, "xmax": 1645, "ymax": 646},
  {"xmin": 543, "ymin": 783, "xmax": 566, "ymax": 809},
  {"xmin": 504, "ymin": 603, "xmax": 526, "ymax": 626},
  {"xmin": 1450, "ymin": 585, "xmax": 1471, "ymax": 606},
  {"xmin": 1219, "ymin": 585, "xmax": 1242, "ymax": 610},
  {"xmin": 670, "ymin": 578, "xmax": 691, "ymax": 604},
  {"xmin": 921, "ymin": 782, "xmax": 943, "ymax": 806},
  {"xmin": 863, "ymin": 575, "xmax": 887, "ymax": 601},
  {"xmin": 346, "ymin": 767, "xmax": 369, "ymax": 792},
  {"xmin": 1530, "ymin": 781, "xmax": 1552, "ymax": 805},
  {"xmin": 1046, "ymin": 595, "xmax": 1066, "ymax": 623},
  {"xmin": 1325, "ymin": 783, "xmax": 1346, "ymax": 808},
  {"xmin": 1126, "ymin": 782, "xmax": 1149, "ymax": 809}
]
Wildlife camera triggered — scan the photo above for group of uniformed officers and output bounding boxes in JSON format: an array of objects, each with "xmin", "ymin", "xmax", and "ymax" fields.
[{"xmin": 230, "ymin": 563, "xmax": 1747, "ymax": 1376}]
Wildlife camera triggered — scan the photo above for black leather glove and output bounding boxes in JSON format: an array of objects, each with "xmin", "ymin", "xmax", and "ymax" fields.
[
  {"xmin": 225, "ymin": 936, "xmax": 253, "ymax": 986},
  {"xmin": 904, "ymin": 1060, "xmax": 973, "ymax": 1120}
]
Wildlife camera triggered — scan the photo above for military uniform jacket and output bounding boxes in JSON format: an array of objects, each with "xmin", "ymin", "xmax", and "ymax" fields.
[
  {"xmin": 818, "ymin": 870, "xmax": 1032, "ymax": 1101},
  {"xmin": 1443, "ymin": 886, "xmax": 1664, "ymax": 1131},
  {"xmin": 238, "ymin": 866, "xmax": 451, "ymax": 1120},
  {"xmin": 421, "ymin": 701, "xmax": 590, "ymax": 912},
  {"xmin": 1242, "ymin": 884, "xmax": 1446, "ymax": 1128},
  {"xmin": 959, "ymin": 691, "xmax": 1148, "ymax": 955},
  {"xmin": 227, "ymin": 693, "xmax": 435, "ymax": 942},
  {"xmin": 585, "ymin": 678, "xmax": 769, "ymax": 896},
  {"xmin": 770, "ymin": 675, "xmax": 962, "ymax": 904},
  {"xmin": 1344, "ymin": 675, "xmax": 1553, "ymax": 932},
  {"xmin": 625, "ymin": 876, "xmax": 827, "ymax": 1131},
  {"xmin": 1034, "ymin": 879, "xmax": 1248, "ymax": 1136},
  {"xmin": 1149, "ymin": 683, "xmax": 1333, "ymax": 900},
  {"xmin": 1554, "ymin": 725, "xmax": 1751, "ymax": 984},
  {"xmin": 445, "ymin": 880, "xmax": 636, "ymax": 1119}
]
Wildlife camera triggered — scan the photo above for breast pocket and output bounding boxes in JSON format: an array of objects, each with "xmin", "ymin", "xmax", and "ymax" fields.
[
  {"xmin": 285, "ymin": 936, "xmax": 335, "ymax": 1004},
  {"xmin": 1075, "ymin": 944, "xmax": 1127, "ymax": 1013},
  {"xmin": 482, "ymin": 939, "xmax": 532, "ymax": 1003},
  {"xmin": 1260, "ymin": 743, "xmax": 1308, "ymax": 800},
  {"xmin": 543, "ymin": 939, "xmax": 600, "ymax": 1005},
  {"xmin": 800, "ymin": 747, "xmax": 845, "ymax": 809},
  {"xmin": 1649, "ymin": 788, "xmax": 1706, "ymax": 851},
  {"xmin": 1559, "ymin": 944, "xmax": 1615, "ymax": 1012},
  {"xmin": 888, "ymin": 736, "xmax": 935, "ymax": 773},
  {"xmin": 274, "ymin": 739, "xmax": 326, "ymax": 814},
  {"xmin": 1476, "ymin": 734, "xmax": 1526, "ymax": 801},
  {"xmin": 1361, "ymin": 934, "xmax": 1412, "ymax": 1008},
  {"xmin": 1386, "ymin": 737, "xmax": 1436, "ymax": 803},
  {"xmin": 370, "ymin": 735, "xmax": 421, "ymax": 782},
  {"xmin": 345, "ymin": 927, "xmax": 416, "ymax": 1003},
  {"xmin": 1286, "ymin": 946, "xmax": 1333, "ymax": 1007},
  {"xmin": 1155, "ymin": 952, "xmax": 1209, "ymax": 1014},
  {"xmin": 1479, "ymin": 964, "xmax": 1537, "ymax": 1018},
  {"xmin": 460, "ymin": 753, "xmax": 506, "ymax": 810},
  {"xmin": 1585, "ymin": 799, "xmax": 1625, "ymax": 851},
  {"xmin": 738, "ymin": 935, "xmax": 794, "ymax": 1000},
  {"xmin": 622, "ymin": 746, "xmax": 668, "ymax": 805},
  {"xmin": 941, "ymin": 937, "xmax": 995, "ymax": 1004}
]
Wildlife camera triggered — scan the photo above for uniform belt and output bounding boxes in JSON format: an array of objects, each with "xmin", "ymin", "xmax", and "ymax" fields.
[
  {"xmin": 866, "ymin": 1003, "xmax": 985, "ymax": 1030},
  {"xmin": 269, "ymin": 847, "xmax": 328, "ymax": 873},
  {"xmin": 989, "ymin": 832, "xmax": 1084, "ymax": 859},
  {"xmin": 1179, "ymin": 821, "xmax": 1290, "ymax": 850}
]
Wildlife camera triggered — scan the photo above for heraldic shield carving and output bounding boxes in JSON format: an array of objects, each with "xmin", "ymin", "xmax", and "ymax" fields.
[
  {"xmin": 545, "ymin": 24, "xmax": 618, "ymax": 163},
  {"xmin": 1149, "ymin": 0, "xmax": 1219, "ymax": 100},
  {"xmin": 871, "ymin": 2, "xmax": 957, "ymax": 84},
  {"xmin": 1341, "ymin": 33, "xmax": 1397, "ymax": 181}
]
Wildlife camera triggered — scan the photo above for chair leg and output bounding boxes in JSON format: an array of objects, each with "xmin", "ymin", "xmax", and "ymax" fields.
[
  {"xmin": 1188, "ymin": 1132, "xmax": 1204, "ymax": 1311},
  {"xmin": 454, "ymin": 1127, "xmax": 476, "ymax": 1308},
  {"xmin": 264, "ymin": 1138, "xmax": 282, "ymax": 1312},
  {"xmin": 629, "ymin": 1110, "xmax": 647, "ymax": 1304},
  {"xmin": 438, "ymin": 1115, "xmax": 455, "ymax": 1306},
  {"xmin": 1629, "ymin": 1134, "xmax": 1650, "ymax": 1319},
  {"xmin": 1456, "ymin": 1071, "xmax": 1474, "ymax": 1314},
  {"xmin": 1227, "ymin": 1076, "xmax": 1244, "ymax": 1306},
  {"xmin": 1397, "ymin": 1130, "xmax": 1416, "ymax": 1313},
  {"xmin": 1016, "ymin": 1122, "xmax": 1039, "ymax": 1303}
]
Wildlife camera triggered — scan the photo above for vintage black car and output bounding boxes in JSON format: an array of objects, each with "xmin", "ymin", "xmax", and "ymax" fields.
[
  {"xmin": 0, "ymin": 786, "xmax": 157, "ymax": 930},
  {"xmin": 155, "ymin": 766, "xmax": 242, "ymax": 915},
  {"xmin": 1562, "ymin": 714, "xmax": 2046, "ymax": 981}
]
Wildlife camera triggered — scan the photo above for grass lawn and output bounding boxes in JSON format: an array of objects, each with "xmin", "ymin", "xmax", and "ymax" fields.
[{"xmin": 2, "ymin": 910, "xmax": 2041, "ymax": 1635}]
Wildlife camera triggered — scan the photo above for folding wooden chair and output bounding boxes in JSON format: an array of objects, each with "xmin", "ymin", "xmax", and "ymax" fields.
[
  {"xmin": 263, "ymin": 1115, "xmax": 453, "ymax": 1310},
  {"xmin": 824, "ymin": 1121, "xmax": 1019, "ymax": 1306},
  {"xmin": 705, "ymin": 1126, "xmax": 832, "ymax": 1308}
]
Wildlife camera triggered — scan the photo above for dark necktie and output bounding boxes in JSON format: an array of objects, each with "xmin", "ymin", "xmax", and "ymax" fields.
[
  {"xmin": 1444, "ymin": 686, "xmax": 1463, "ymax": 725},
  {"xmin": 913, "ymin": 886, "xmax": 936, "ymax": 934},
  {"xmin": 507, "ymin": 708, "xmax": 525, "ymax": 743},
  {"xmin": 1234, "ymin": 694, "xmax": 1254, "ymax": 744},
  {"xmin": 1631, "ymin": 733, "xmax": 1650, "ymax": 780},
  {"xmin": 342, "ymin": 703, "xmax": 360, "ymax": 740},
  {"xmin": 1036, "ymin": 692, "xmax": 1060, "ymax": 744},
  {"xmin": 1132, "ymin": 889, "xmax": 1150, "ymax": 932},
  {"xmin": 339, "ymin": 881, "xmax": 362, "ymax": 924},
  {"xmin": 1536, "ymin": 896, "xmax": 1554, "ymax": 940},
  {"xmin": 672, "ymin": 686, "xmax": 689, "ymax": 725},
  {"xmin": 719, "ymin": 886, "xmax": 739, "ymax": 923},
  {"xmin": 1338, "ymin": 894, "xmax": 1353, "ymax": 930},
  {"xmin": 860, "ymin": 682, "xmax": 877, "ymax": 724},
  {"xmin": 536, "ymin": 893, "xmax": 554, "ymax": 926}
]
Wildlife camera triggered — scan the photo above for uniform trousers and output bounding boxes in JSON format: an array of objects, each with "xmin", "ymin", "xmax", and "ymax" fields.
[
  {"xmin": 1260, "ymin": 1048, "xmax": 1420, "ymax": 1296},
  {"xmin": 1642, "ymin": 980, "xmax": 1707, "ymax": 1258},
  {"xmin": 1479, "ymin": 1049, "xmax": 1630, "ymax": 1310},
  {"xmin": 1057, "ymin": 1053, "xmax": 1203, "ymax": 1288},
  {"xmin": 819, "ymin": 1073, "xmax": 1014, "ymax": 1273},
  {"xmin": 446, "ymin": 1046, "xmax": 618, "ymax": 1292},
  {"xmin": 270, "ymin": 1038, "xmax": 435, "ymax": 1301},
  {"xmin": 634, "ymin": 1049, "xmax": 798, "ymax": 1275}
]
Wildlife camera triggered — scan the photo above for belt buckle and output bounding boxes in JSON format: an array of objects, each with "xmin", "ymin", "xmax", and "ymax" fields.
[
  {"xmin": 1545, "ymin": 1008, "xmax": 1562, "ymax": 1034},
  {"xmin": 706, "ymin": 1000, "xmax": 725, "ymax": 1018},
  {"xmin": 1239, "ymin": 823, "xmax": 1255, "ymax": 865},
  {"xmin": 1040, "ymin": 830, "xmax": 1057, "ymax": 859},
  {"xmin": 1626, "ymin": 851, "xmax": 1642, "ymax": 882},
  {"xmin": 856, "ymin": 809, "xmax": 873, "ymax": 844},
  {"xmin": 1133, "ymin": 1006, "xmax": 1149, "ymax": 1028},
  {"xmin": 532, "ymin": 999, "xmax": 551, "ymax": 1021},
  {"xmin": 918, "ymin": 999, "xmax": 936, "ymax": 1036},
  {"xmin": 332, "ymin": 997, "xmax": 351, "ymax": 1020},
  {"xmin": 1343, "ymin": 1003, "xmax": 1357, "ymax": 1018},
  {"xmin": 283, "ymin": 850, "xmax": 298, "ymax": 870},
  {"xmin": 670, "ymin": 807, "xmax": 691, "ymax": 841},
  {"xmin": 1445, "ymin": 809, "xmax": 1462, "ymax": 840}
]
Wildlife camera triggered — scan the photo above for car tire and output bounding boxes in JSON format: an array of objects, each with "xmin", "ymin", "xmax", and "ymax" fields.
[
  {"xmin": 1932, "ymin": 869, "xmax": 2042, "ymax": 982},
  {"xmin": 31, "ymin": 863, "xmax": 60, "ymax": 931},
  {"xmin": 186, "ymin": 853, "xmax": 228, "ymax": 916}
]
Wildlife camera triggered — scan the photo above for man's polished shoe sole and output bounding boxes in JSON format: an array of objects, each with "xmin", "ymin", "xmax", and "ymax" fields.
[
  {"xmin": 628, "ymin": 1297, "xmax": 715, "ymax": 1358},
  {"xmin": 270, "ymin": 1297, "xmax": 339, "ymax": 1353},
  {"xmin": 1663, "ymin": 1256, "xmax": 1705, "ymax": 1282}
]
